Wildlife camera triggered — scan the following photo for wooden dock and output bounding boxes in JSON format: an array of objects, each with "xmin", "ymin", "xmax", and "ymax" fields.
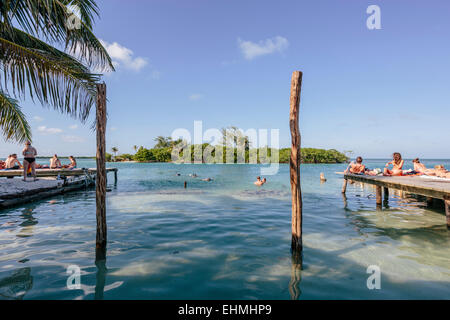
[
  {"xmin": 0, "ymin": 168, "xmax": 118, "ymax": 209},
  {"xmin": 341, "ymin": 173, "xmax": 450, "ymax": 227}
]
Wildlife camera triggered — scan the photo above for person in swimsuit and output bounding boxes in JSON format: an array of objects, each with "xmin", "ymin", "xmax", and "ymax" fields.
[
  {"xmin": 384, "ymin": 152, "xmax": 404, "ymax": 176},
  {"xmin": 412, "ymin": 158, "xmax": 435, "ymax": 175},
  {"xmin": 68, "ymin": 156, "xmax": 77, "ymax": 169},
  {"xmin": 5, "ymin": 154, "xmax": 21, "ymax": 169},
  {"xmin": 345, "ymin": 156, "xmax": 366, "ymax": 174},
  {"xmin": 22, "ymin": 141, "xmax": 38, "ymax": 181},
  {"xmin": 50, "ymin": 154, "xmax": 62, "ymax": 169}
]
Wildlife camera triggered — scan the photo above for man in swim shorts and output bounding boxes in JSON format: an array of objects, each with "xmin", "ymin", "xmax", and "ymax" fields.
[{"xmin": 5, "ymin": 154, "xmax": 21, "ymax": 169}]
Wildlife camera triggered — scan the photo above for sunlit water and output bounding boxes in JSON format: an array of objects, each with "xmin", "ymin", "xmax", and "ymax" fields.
[{"xmin": 0, "ymin": 159, "xmax": 449, "ymax": 300}]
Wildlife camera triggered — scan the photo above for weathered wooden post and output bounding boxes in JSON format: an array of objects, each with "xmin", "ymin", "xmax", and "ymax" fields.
[
  {"xmin": 290, "ymin": 71, "xmax": 303, "ymax": 254},
  {"xmin": 383, "ymin": 187, "xmax": 389, "ymax": 201},
  {"xmin": 376, "ymin": 185, "xmax": 382, "ymax": 206},
  {"xmin": 341, "ymin": 179, "xmax": 348, "ymax": 193},
  {"xmin": 444, "ymin": 196, "xmax": 450, "ymax": 228},
  {"xmin": 96, "ymin": 83, "xmax": 107, "ymax": 259}
]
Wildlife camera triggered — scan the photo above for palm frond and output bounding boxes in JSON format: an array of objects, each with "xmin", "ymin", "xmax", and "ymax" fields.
[
  {"xmin": 2, "ymin": 0, "xmax": 113, "ymax": 71},
  {"xmin": 0, "ymin": 26, "xmax": 101, "ymax": 121},
  {"xmin": 0, "ymin": 89, "xmax": 31, "ymax": 143}
]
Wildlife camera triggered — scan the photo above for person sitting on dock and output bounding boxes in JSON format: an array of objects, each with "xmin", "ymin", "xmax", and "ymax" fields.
[
  {"xmin": 345, "ymin": 157, "xmax": 365, "ymax": 174},
  {"xmin": 50, "ymin": 154, "xmax": 62, "ymax": 169},
  {"xmin": 22, "ymin": 141, "xmax": 38, "ymax": 182},
  {"xmin": 5, "ymin": 154, "xmax": 21, "ymax": 170},
  {"xmin": 383, "ymin": 152, "xmax": 404, "ymax": 176},
  {"xmin": 68, "ymin": 156, "xmax": 77, "ymax": 169}
]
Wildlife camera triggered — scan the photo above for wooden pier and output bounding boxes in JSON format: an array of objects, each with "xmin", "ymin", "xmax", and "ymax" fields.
[
  {"xmin": 341, "ymin": 173, "xmax": 450, "ymax": 227},
  {"xmin": 0, "ymin": 168, "xmax": 118, "ymax": 209}
]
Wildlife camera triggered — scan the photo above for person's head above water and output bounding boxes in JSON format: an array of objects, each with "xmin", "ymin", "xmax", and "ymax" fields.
[
  {"xmin": 356, "ymin": 156, "xmax": 363, "ymax": 164},
  {"xmin": 262, "ymin": 178, "xmax": 267, "ymax": 182},
  {"xmin": 413, "ymin": 158, "xmax": 420, "ymax": 163},
  {"xmin": 256, "ymin": 176, "xmax": 261, "ymax": 180}
]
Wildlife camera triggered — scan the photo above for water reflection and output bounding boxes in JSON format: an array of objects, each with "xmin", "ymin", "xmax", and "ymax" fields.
[
  {"xmin": 0, "ymin": 267, "xmax": 33, "ymax": 300},
  {"xmin": 16, "ymin": 205, "xmax": 38, "ymax": 238},
  {"xmin": 94, "ymin": 258, "xmax": 107, "ymax": 300},
  {"xmin": 288, "ymin": 253, "xmax": 302, "ymax": 300}
]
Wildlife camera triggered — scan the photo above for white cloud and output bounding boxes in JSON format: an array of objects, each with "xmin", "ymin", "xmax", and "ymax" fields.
[
  {"xmin": 62, "ymin": 135, "xmax": 84, "ymax": 143},
  {"xmin": 238, "ymin": 36, "xmax": 289, "ymax": 60},
  {"xmin": 189, "ymin": 94, "xmax": 204, "ymax": 101},
  {"xmin": 37, "ymin": 126, "xmax": 63, "ymax": 135},
  {"xmin": 69, "ymin": 124, "xmax": 78, "ymax": 130},
  {"xmin": 33, "ymin": 116, "xmax": 44, "ymax": 122},
  {"xmin": 100, "ymin": 40, "xmax": 148, "ymax": 71}
]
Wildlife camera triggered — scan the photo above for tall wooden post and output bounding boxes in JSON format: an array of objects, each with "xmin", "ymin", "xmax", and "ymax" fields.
[
  {"xmin": 96, "ymin": 83, "xmax": 107, "ymax": 258},
  {"xmin": 290, "ymin": 71, "xmax": 303, "ymax": 254}
]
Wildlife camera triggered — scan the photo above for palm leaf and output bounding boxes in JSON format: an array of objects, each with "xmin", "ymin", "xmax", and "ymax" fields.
[
  {"xmin": 0, "ymin": 90, "xmax": 31, "ymax": 142},
  {"xmin": 0, "ymin": 26, "xmax": 101, "ymax": 121},
  {"xmin": 2, "ymin": 0, "xmax": 113, "ymax": 71}
]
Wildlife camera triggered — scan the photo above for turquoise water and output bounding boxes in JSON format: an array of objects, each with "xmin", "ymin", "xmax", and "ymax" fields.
[{"xmin": 0, "ymin": 159, "xmax": 449, "ymax": 300}]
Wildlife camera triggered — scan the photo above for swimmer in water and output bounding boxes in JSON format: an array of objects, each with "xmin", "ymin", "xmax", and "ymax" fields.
[
  {"xmin": 202, "ymin": 178, "xmax": 212, "ymax": 181},
  {"xmin": 254, "ymin": 177, "xmax": 266, "ymax": 186}
]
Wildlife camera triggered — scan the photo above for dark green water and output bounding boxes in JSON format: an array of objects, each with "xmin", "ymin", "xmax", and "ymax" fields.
[{"xmin": 0, "ymin": 159, "xmax": 449, "ymax": 299}]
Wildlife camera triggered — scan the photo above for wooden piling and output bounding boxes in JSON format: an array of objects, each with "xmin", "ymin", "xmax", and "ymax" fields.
[
  {"xmin": 383, "ymin": 187, "xmax": 389, "ymax": 201},
  {"xmin": 184, "ymin": 181, "xmax": 187, "ymax": 189},
  {"xmin": 445, "ymin": 197, "xmax": 450, "ymax": 228},
  {"xmin": 289, "ymin": 71, "xmax": 303, "ymax": 254},
  {"xmin": 341, "ymin": 179, "xmax": 348, "ymax": 193},
  {"xmin": 376, "ymin": 185, "xmax": 382, "ymax": 205},
  {"xmin": 96, "ymin": 83, "xmax": 107, "ymax": 254}
]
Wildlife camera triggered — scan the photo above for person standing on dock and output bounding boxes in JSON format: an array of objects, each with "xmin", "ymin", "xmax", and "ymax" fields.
[{"xmin": 22, "ymin": 141, "xmax": 37, "ymax": 182}]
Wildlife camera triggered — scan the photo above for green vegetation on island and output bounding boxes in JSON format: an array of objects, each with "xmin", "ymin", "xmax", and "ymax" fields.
[{"xmin": 108, "ymin": 135, "xmax": 348, "ymax": 164}]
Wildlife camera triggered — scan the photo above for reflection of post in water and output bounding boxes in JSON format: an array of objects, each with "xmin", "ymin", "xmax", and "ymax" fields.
[
  {"xmin": 288, "ymin": 252, "xmax": 302, "ymax": 300},
  {"xmin": 94, "ymin": 252, "xmax": 107, "ymax": 300},
  {"xmin": 17, "ymin": 206, "xmax": 38, "ymax": 238},
  {"xmin": 342, "ymin": 193, "xmax": 348, "ymax": 209},
  {"xmin": 0, "ymin": 267, "xmax": 33, "ymax": 300}
]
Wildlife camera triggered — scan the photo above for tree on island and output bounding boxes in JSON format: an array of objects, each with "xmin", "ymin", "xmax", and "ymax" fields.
[
  {"xmin": 111, "ymin": 147, "xmax": 118, "ymax": 160},
  {"xmin": 0, "ymin": 0, "xmax": 114, "ymax": 143}
]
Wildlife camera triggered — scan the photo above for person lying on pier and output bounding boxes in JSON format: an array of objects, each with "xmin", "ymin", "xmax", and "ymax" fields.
[
  {"xmin": 5, "ymin": 154, "xmax": 22, "ymax": 170},
  {"xmin": 22, "ymin": 141, "xmax": 38, "ymax": 181},
  {"xmin": 412, "ymin": 158, "xmax": 435, "ymax": 175},
  {"xmin": 434, "ymin": 165, "xmax": 450, "ymax": 179},
  {"xmin": 345, "ymin": 156, "xmax": 366, "ymax": 174},
  {"xmin": 383, "ymin": 152, "xmax": 404, "ymax": 176},
  {"xmin": 50, "ymin": 154, "xmax": 62, "ymax": 169}
]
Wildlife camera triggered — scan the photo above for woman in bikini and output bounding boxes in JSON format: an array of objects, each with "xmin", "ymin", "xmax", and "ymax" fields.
[
  {"xmin": 384, "ymin": 152, "xmax": 404, "ymax": 176},
  {"xmin": 22, "ymin": 141, "xmax": 38, "ymax": 181}
]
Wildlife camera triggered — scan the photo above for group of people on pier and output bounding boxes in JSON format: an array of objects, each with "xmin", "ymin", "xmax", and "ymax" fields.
[
  {"xmin": 0, "ymin": 141, "xmax": 77, "ymax": 181},
  {"xmin": 345, "ymin": 153, "xmax": 450, "ymax": 179}
]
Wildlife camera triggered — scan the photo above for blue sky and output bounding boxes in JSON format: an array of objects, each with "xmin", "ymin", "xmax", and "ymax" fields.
[{"xmin": 1, "ymin": 0, "xmax": 450, "ymax": 158}]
